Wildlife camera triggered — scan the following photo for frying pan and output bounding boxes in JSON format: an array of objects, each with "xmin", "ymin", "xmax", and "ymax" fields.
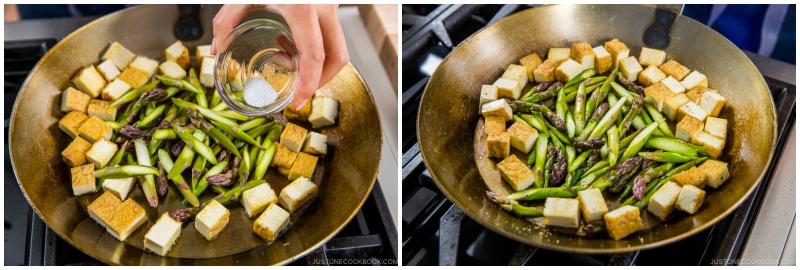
[
  {"xmin": 417, "ymin": 4, "xmax": 776, "ymax": 253},
  {"xmin": 9, "ymin": 4, "xmax": 383, "ymax": 265}
]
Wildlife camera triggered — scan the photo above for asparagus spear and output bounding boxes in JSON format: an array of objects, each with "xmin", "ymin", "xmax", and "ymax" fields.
[
  {"xmin": 608, "ymin": 126, "xmax": 620, "ymax": 166},
  {"xmin": 107, "ymin": 80, "xmax": 159, "ymax": 109},
  {"xmin": 572, "ymin": 137, "xmax": 605, "ymax": 149},
  {"xmin": 119, "ymin": 88, "xmax": 167, "ymax": 125},
  {"xmin": 628, "ymin": 163, "xmax": 674, "ymax": 199},
  {"xmin": 532, "ymin": 135, "xmax": 548, "ymax": 188},
  {"xmin": 577, "ymin": 102, "xmax": 609, "ymax": 140},
  {"xmin": 638, "ymin": 151, "xmax": 694, "ymax": 163},
  {"xmin": 644, "ymin": 136, "xmax": 698, "ymax": 156},
  {"xmin": 564, "ymin": 68, "xmax": 597, "ymax": 89},
  {"xmin": 575, "ymin": 163, "xmax": 612, "ymax": 188},
  {"xmin": 252, "ymin": 140, "xmax": 277, "ymax": 181},
  {"xmin": 171, "ymin": 179, "xmax": 265, "ymax": 222},
  {"xmin": 620, "ymin": 119, "xmax": 663, "ymax": 160},
  {"xmin": 543, "ymin": 147, "xmax": 556, "ymax": 188},
  {"xmin": 604, "ymin": 156, "xmax": 643, "ymax": 193},
  {"xmin": 507, "ymin": 186, "xmax": 585, "ymax": 201},
  {"xmin": 566, "ymin": 110, "xmax": 576, "ymax": 138},
  {"xmin": 133, "ymin": 139, "xmax": 158, "ymax": 207},
  {"xmin": 92, "ymin": 165, "xmax": 159, "ymax": 178},
  {"xmin": 574, "ymin": 83, "xmax": 587, "ymax": 133},
  {"xmin": 486, "ymin": 191, "xmax": 544, "ymax": 217},
  {"xmin": 524, "ymin": 82, "xmax": 563, "ymax": 103},
  {"xmin": 549, "ymin": 148, "xmax": 567, "ymax": 187},
  {"xmin": 617, "ymin": 95, "xmax": 644, "ymax": 136},
  {"xmin": 168, "ymin": 129, "xmax": 206, "ymax": 179},
  {"xmin": 644, "ymin": 104, "xmax": 675, "ymax": 138},
  {"xmin": 588, "ymin": 96, "xmax": 628, "ymax": 139}
]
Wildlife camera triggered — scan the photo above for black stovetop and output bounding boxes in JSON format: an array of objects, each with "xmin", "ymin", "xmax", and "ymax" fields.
[{"xmin": 401, "ymin": 4, "xmax": 796, "ymax": 266}]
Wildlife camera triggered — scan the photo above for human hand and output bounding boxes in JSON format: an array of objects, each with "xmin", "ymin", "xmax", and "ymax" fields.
[{"xmin": 212, "ymin": 4, "xmax": 349, "ymax": 109}]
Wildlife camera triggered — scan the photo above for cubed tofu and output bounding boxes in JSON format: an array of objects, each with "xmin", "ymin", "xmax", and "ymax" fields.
[
  {"xmin": 519, "ymin": 53, "xmax": 542, "ymax": 82},
  {"xmin": 129, "ymin": 56, "xmax": 159, "ymax": 78},
  {"xmin": 72, "ymin": 65, "xmax": 107, "ymax": 98},
  {"xmin": 195, "ymin": 200, "xmax": 230, "ymax": 241},
  {"xmin": 288, "ymin": 152, "xmax": 318, "ymax": 181},
  {"xmin": 196, "ymin": 45, "xmax": 212, "ymax": 67},
  {"xmin": 279, "ymin": 123, "xmax": 308, "ymax": 153},
  {"xmin": 71, "ymin": 164, "xmax": 96, "ymax": 196},
  {"xmin": 101, "ymin": 42, "xmax": 136, "ymax": 70},
  {"xmin": 87, "ymin": 99, "xmax": 118, "ymax": 121},
  {"xmin": 533, "ymin": 59, "xmax": 558, "ymax": 83},
  {"xmin": 619, "ymin": 56, "xmax": 643, "ymax": 82},
  {"xmin": 643, "ymin": 82, "xmax": 676, "ymax": 112},
  {"xmin": 692, "ymin": 131, "xmax": 725, "ymax": 158},
  {"xmin": 572, "ymin": 42, "xmax": 596, "ymax": 71},
  {"xmin": 165, "ymin": 40, "xmax": 191, "ymax": 70},
  {"xmin": 97, "ymin": 60, "xmax": 121, "ymax": 82},
  {"xmin": 501, "ymin": 64, "xmax": 529, "ymax": 91},
  {"xmin": 158, "ymin": 60, "xmax": 187, "ymax": 79},
  {"xmin": 118, "ymin": 67, "xmax": 150, "ymax": 88},
  {"xmin": 144, "ymin": 213, "xmax": 182, "ymax": 256},
  {"xmin": 663, "ymin": 93, "xmax": 690, "ymax": 121},
  {"xmin": 577, "ymin": 188, "xmax": 608, "ymax": 223},
  {"xmin": 59, "ymin": 111, "xmax": 89, "ymax": 138},
  {"xmin": 301, "ymin": 131, "xmax": 327, "ymax": 155},
  {"xmin": 308, "ymin": 95, "xmax": 339, "ymax": 128},
  {"xmin": 100, "ymin": 79, "xmax": 132, "ymax": 102},
  {"xmin": 698, "ymin": 91, "xmax": 726, "ymax": 117},
  {"xmin": 677, "ymin": 102, "xmax": 708, "ymax": 122},
  {"xmin": 680, "ymin": 70, "xmax": 708, "ymax": 90},
  {"xmin": 78, "ymin": 116, "xmax": 113, "ymax": 144},
  {"xmin": 253, "ymin": 203, "xmax": 290, "ymax": 242},
  {"xmin": 102, "ymin": 177, "xmax": 135, "ymax": 201},
  {"xmin": 547, "ymin": 48, "xmax": 571, "ymax": 63},
  {"xmin": 647, "ymin": 181, "xmax": 682, "ymax": 220},
  {"xmin": 698, "ymin": 159, "xmax": 730, "ymax": 188},
  {"xmin": 271, "ymin": 143, "xmax": 298, "ymax": 172},
  {"xmin": 639, "ymin": 47, "xmax": 667, "ymax": 67},
  {"xmin": 479, "ymin": 84, "xmax": 499, "ymax": 108},
  {"xmin": 704, "ymin": 117, "xmax": 727, "ymax": 139},
  {"xmin": 484, "ymin": 116, "xmax": 506, "ymax": 136},
  {"xmin": 480, "ymin": 99, "xmax": 513, "ymax": 121},
  {"xmin": 555, "ymin": 58, "xmax": 583, "ymax": 83},
  {"xmin": 279, "ymin": 176, "xmax": 319, "ymax": 213},
  {"xmin": 637, "ymin": 65, "xmax": 667, "ymax": 87},
  {"xmin": 87, "ymin": 191, "xmax": 122, "ymax": 228},
  {"xmin": 242, "ymin": 183, "xmax": 278, "ymax": 218},
  {"xmin": 675, "ymin": 185, "xmax": 706, "ymax": 215},
  {"xmin": 660, "ymin": 76, "xmax": 686, "ymax": 95},
  {"xmin": 506, "ymin": 121, "xmax": 538, "ymax": 153},
  {"xmin": 277, "ymin": 166, "xmax": 291, "ymax": 176},
  {"xmin": 107, "ymin": 198, "xmax": 147, "ymax": 241},
  {"xmin": 493, "ymin": 77, "xmax": 522, "ymax": 99},
  {"xmin": 61, "ymin": 87, "xmax": 91, "ymax": 113},
  {"xmin": 486, "ymin": 132, "xmax": 510, "ymax": 159},
  {"xmin": 496, "ymin": 155, "xmax": 534, "ymax": 191},
  {"xmin": 659, "ymin": 59, "xmax": 691, "ymax": 81},
  {"xmin": 675, "ymin": 115, "xmax": 704, "ymax": 142},
  {"xmin": 283, "ymin": 100, "xmax": 312, "ymax": 122},
  {"xmin": 62, "ymin": 136, "xmax": 92, "ymax": 167},
  {"xmin": 592, "ymin": 46, "xmax": 613, "ymax": 74},
  {"xmin": 200, "ymin": 56, "xmax": 216, "ymax": 87},
  {"xmin": 86, "ymin": 138, "xmax": 118, "ymax": 169},
  {"xmin": 543, "ymin": 197, "xmax": 580, "ymax": 229},
  {"xmin": 685, "ymin": 86, "xmax": 718, "ymax": 103},
  {"xmin": 671, "ymin": 166, "xmax": 707, "ymax": 188},
  {"xmin": 604, "ymin": 205, "xmax": 644, "ymax": 240},
  {"xmin": 604, "ymin": 39, "xmax": 630, "ymax": 68}
]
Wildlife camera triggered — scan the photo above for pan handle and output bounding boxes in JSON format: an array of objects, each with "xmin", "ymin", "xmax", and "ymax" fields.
[
  {"xmin": 174, "ymin": 4, "xmax": 203, "ymax": 41},
  {"xmin": 643, "ymin": 4, "xmax": 684, "ymax": 50}
]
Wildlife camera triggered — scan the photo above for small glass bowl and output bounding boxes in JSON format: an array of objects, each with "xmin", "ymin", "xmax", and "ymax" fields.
[{"xmin": 214, "ymin": 19, "xmax": 299, "ymax": 117}]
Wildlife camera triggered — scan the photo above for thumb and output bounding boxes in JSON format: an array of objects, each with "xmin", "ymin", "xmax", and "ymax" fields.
[{"xmin": 211, "ymin": 4, "xmax": 270, "ymax": 55}]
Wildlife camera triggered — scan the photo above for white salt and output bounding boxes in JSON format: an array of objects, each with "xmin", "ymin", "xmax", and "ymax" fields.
[{"xmin": 243, "ymin": 77, "xmax": 278, "ymax": 107}]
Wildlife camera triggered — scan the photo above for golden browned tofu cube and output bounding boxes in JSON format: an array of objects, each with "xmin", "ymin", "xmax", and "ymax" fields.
[
  {"xmin": 604, "ymin": 39, "xmax": 630, "ymax": 68},
  {"xmin": 71, "ymin": 164, "xmax": 96, "ymax": 196},
  {"xmin": 676, "ymin": 115, "xmax": 704, "ymax": 143},
  {"xmin": 58, "ymin": 111, "xmax": 89, "ymax": 138},
  {"xmin": 288, "ymin": 152, "xmax": 318, "ymax": 181},
  {"xmin": 555, "ymin": 59, "xmax": 583, "ymax": 83},
  {"xmin": 101, "ymin": 42, "xmax": 136, "ymax": 70},
  {"xmin": 675, "ymin": 185, "xmax": 706, "ymax": 215},
  {"xmin": 72, "ymin": 65, "xmax": 107, "ymax": 98},
  {"xmin": 501, "ymin": 64, "xmax": 528, "ymax": 91},
  {"xmin": 496, "ymin": 155, "xmax": 534, "ymax": 191},
  {"xmin": 638, "ymin": 65, "xmax": 667, "ymax": 87},
  {"xmin": 196, "ymin": 45, "xmax": 212, "ymax": 67},
  {"xmin": 195, "ymin": 200, "xmax": 229, "ymax": 241},
  {"xmin": 639, "ymin": 47, "xmax": 667, "ymax": 67},
  {"xmin": 271, "ymin": 143, "xmax": 298, "ymax": 171},
  {"xmin": 659, "ymin": 59, "xmax": 691, "ymax": 81},
  {"xmin": 253, "ymin": 203, "xmax": 290, "ymax": 242},
  {"xmin": 671, "ymin": 166, "xmax": 707, "ymax": 188},
  {"xmin": 543, "ymin": 197, "xmax": 580, "ymax": 228},
  {"xmin": 129, "ymin": 56, "xmax": 159, "ymax": 78},
  {"xmin": 643, "ymin": 82, "xmax": 676, "ymax": 112},
  {"xmin": 165, "ymin": 40, "xmax": 191, "ymax": 69},
  {"xmin": 663, "ymin": 93, "xmax": 690, "ymax": 121},
  {"xmin": 484, "ymin": 116, "xmax": 506, "ymax": 136},
  {"xmin": 86, "ymin": 138, "xmax": 118, "ymax": 169},
  {"xmin": 118, "ymin": 67, "xmax": 149, "ymax": 88},
  {"xmin": 685, "ymin": 86, "xmax": 718, "ymax": 103},
  {"xmin": 692, "ymin": 131, "xmax": 725, "ymax": 158},
  {"xmin": 698, "ymin": 159, "xmax": 730, "ymax": 188},
  {"xmin": 279, "ymin": 123, "xmax": 308, "ymax": 153},
  {"xmin": 279, "ymin": 176, "xmax": 318, "ymax": 213},
  {"xmin": 301, "ymin": 132, "xmax": 327, "ymax": 156},
  {"xmin": 78, "ymin": 116, "xmax": 113, "ymax": 144},
  {"xmin": 87, "ymin": 192, "xmax": 147, "ymax": 241},
  {"xmin": 283, "ymin": 101, "xmax": 312, "ymax": 122},
  {"xmin": 592, "ymin": 46, "xmax": 613, "ymax": 74},
  {"xmin": 61, "ymin": 87, "xmax": 91, "ymax": 113},
  {"xmin": 493, "ymin": 77, "xmax": 521, "ymax": 99},
  {"xmin": 158, "ymin": 60, "xmax": 186, "ymax": 80},
  {"xmin": 698, "ymin": 91, "xmax": 726, "ymax": 117},
  {"xmin": 647, "ymin": 181, "xmax": 682, "ymax": 220},
  {"xmin": 519, "ymin": 53, "xmax": 542, "ymax": 82},
  {"xmin": 480, "ymin": 99, "xmax": 513, "ymax": 121},
  {"xmin": 87, "ymin": 100, "xmax": 118, "ymax": 122},
  {"xmin": 547, "ymin": 48, "xmax": 571, "ymax": 63},
  {"xmin": 533, "ymin": 59, "xmax": 558, "ymax": 83},
  {"xmin": 487, "ymin": 132, "xmax": 510, "ymax": 158},
  {"xmin": 680, "ymin": 71, "xmax": 708, "ymax": 90},
  {"xmin": 507, "ymin": 121, "xmax": 538, "ymax": 153},
  {"xmin": 604, "ymin": 205, "xmax": 643, "ymax": 240},
  {"xmin": 62, "ymin": 136, "xmax": 92, "ymax": 167},
  {"xmin": 677, "ymin": 102, "xmax": 708, "ymax": 122},
  {"xmin": 571, "ymin": 42, "xmax": 595, "ymax": 71},
  {"xmin": 619, "ymin": 56, "xmax": 643, "ymax": 82},
  {"xmin": 97, "ymin": 59, "xmax": 121, "ymax": 82},
  {"xmin": 100, "ymin": 78, "xmax": 132, "ymax": 102},
  {"xmin": 704, "ymin": 117, "xmax": 728, "ymax": 139}
]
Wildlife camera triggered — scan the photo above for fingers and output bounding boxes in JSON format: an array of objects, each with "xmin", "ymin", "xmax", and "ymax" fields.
[
  {"xmin": 315, "ymin": 4, "xmax": 349, "ymax": 89},
  {"xmin": 211, "ymin": 4, "xmax": 258, "ymax": 55},
  {"xmin": 280, "ymin": 5, "xmax": 325, "ymax": 109}
]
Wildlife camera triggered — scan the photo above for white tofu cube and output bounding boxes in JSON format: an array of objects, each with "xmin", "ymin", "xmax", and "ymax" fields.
[
  {"xmin": 86, "ymin": 138, "xmax": 118, "ymax": 169},
  {"xmin": 698, "ymin": 91, "xmax": 726, "ymax": 117},
  {"xmin": 555, "ymin": 58, "xmax": 583, "ymax": 83},
  {"xmin": 675, "ymin": 185, "xmax": 706, "ymax": 215},
  {"xmin": 647, "ymin": 181, "xmax": 682, "ymax": 220},
  {"xmin": 72, "ymin": 65, "xmax": 107, "ymax": 98},
  {"xmin": 301, "ymin": 131, "xmax": 327, "ymax": 155},
  {"xmin": 663, "ymin": 93, "xmax": 690, "ymax": 121},
  {"xmin": 619, "ymin": 56, "xmax": 643, "ymax": 82},
  {"xmin": 547, "ymin": 48, "xmax": 571, "ymax": 63},
  {"xmin": 279, "ymin": 176, "xmax": 319, "ymax": 213},
  {"xmin": 639, "ymin": 47, "xmax": 667, "ymax": 67},
  {"xmin": 704, "ymin": 117, "xmax": 727, "ymax": 139},
  {"xmin": 71, "ymin": 164, "xmax": 96, "ymax": 196},
  {"xmin": 97, "ymin": 59, "xmax": 121, "ymax": 82},
  {"xmin": 200, "ymin": 56, "xmax": 216, "ymax": 88},
  {"xmin": 480, "ymin": 84, "xmax": 499, "ymax": 108},
  {"xmin": 144, "ymin": 213, "xmax": 182, "ymax": 256},
  {"xmin": 253, "ymin": 204, "xmax": 290, "ymax": 242},
  {"xmin": 308, "ymin": 95, "xmax": 339, "ymax": 128},
  {"xmin": 195, "ymin": 200, "xmax": 230, "ymax": 241},
  {"xmin": 680, "ymin": 70, "xmax": 708, "ymax": 90},
  {"xmin": 100, "ymin": 79, "xmax": 132, "ymax": 102},
  {"xmin": 61, "ymin": 86, "xmax": 91, "ymax": 113},
  {"xmin": 604, "ymin": 39, "xmax": 630, "ymax": 68},
  {"xmin": 571, "ymin": 42, "xmax": 595, "ymax": 71},
  {"xmin": 165, "ymin": 40, "xmax": 191, "ymax": 70},
  {"xmin": 675, "ymin": 115, "xmax": 704, "ymax": 143},
  {"xmin": 660, "ymin": 76, "xmax": 686, "ymax": 95},
  {"xmin": 101, "ymin": 42, "xmax": 136, "ymax": 70},
  {"xmin": 242, "ymin": 183, "xmax": 278, "ymax": 218},
  {"xmin": 677, "ymin": 102, "xmax": 708, "ymax": 122},
  {"xmin": 480, "ymin": 99, "xmax": 513, "ymax": 121},
  {"xmin": 102, "ymin": 177, "xmax": 135, "ymax": 201},
  {"xmin": 493, "ymin": 77, "xmax": 521, "ymax": 99},
  {"xmin": 506, "ymin": 121, "xmax": 538, "ymax": 153},
  {"xmin": 692, "ymin": 131, "xmax": 726, "ymax": 158},
  {"xmin": 637, "ymin": 65, "xmax": 667, "ymax": 87},
  {"xmin": 501, "ymin": 64, "xmax": 529, "ymax": 91},
  {"xmin": 496, "ymin": 155, "xmax": 534, "ymax": 191},
  {"xmin": 543, "ymin": 197, "xmax": 580, "ymax": 228},
  {"xmin": 486, "ymin": 132, "xmax": 510, "ymax": 158},
  {"xmin": 577, "ymin": 188, "xmax": 608, "ymax": 223},
  {"xmin": 128, "ymin": 56, "xmax": 159, "ymax": 78},
  {"xmin": 592, "ymin": 45, "xmax": 612, "ymax": 74},
  {"xmin": 604, "ymin": 205, "xmax": 643, "ymax": 240},
  {"xmin": 158, "ymin": 60, "xmax": 187, "ymax": 79},
  {"xmin": 698, "ymin": 159, "xmax": 730, "ymax": 188},
  {"xmin": 196, "ymin": 45, "xmax": 212, "ymax": 67}
]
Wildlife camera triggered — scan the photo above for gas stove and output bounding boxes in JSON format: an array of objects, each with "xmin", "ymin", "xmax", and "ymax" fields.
[{"xmin": 401, "ymin": 4, "xmax": 795, "ymax": 266}]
